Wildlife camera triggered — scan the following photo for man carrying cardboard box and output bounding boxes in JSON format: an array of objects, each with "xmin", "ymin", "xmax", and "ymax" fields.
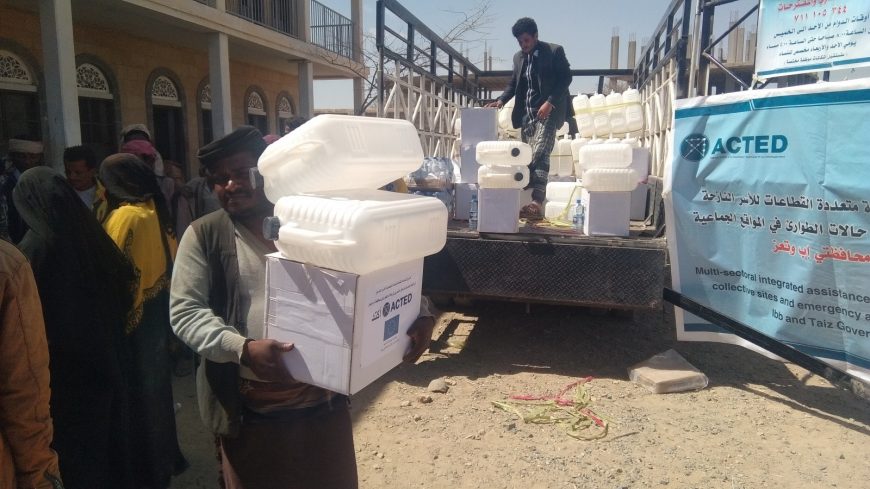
[{"xmin": 169, "ymin": 126, "xmax": 436, "ymax": 489}]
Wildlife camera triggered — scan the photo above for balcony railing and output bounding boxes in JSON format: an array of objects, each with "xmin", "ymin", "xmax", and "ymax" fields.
[
  {"xmin": 227, "ymin": 0, "xmax": 300, "ymax": 38},
  {"xmin": 310, "ymin": 0, "xmax": 353, "ymax": 59},
  {"xmin": 194, "ymin": 0, "xmax": 216, "ymax": 6},
  {"xmin": 219, "ymin": 0, "xmax": 354, "ymax": 60}
]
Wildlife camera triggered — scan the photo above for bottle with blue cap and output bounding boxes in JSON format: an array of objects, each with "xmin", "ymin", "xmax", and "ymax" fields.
[{"xmin": 572, "ymin": 198, "xmax": 585, "ymax": 231}]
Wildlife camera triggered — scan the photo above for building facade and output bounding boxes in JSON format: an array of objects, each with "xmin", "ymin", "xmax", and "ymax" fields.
[{"xmin": 0, "ymin": 0, "xmax": 364, "ymax": 176}]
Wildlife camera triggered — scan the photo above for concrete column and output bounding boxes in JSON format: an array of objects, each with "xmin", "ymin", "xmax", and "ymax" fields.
[
  {"xmin": 352, "ymin": 0, "xmax": 363, "ymax": 62},
  {"xmin": 351, "ymin": 0, "xmax": 364, "ymax": 114},
  {"xmin": 298, "ymin": 61, "xmax": 314, "ymax": 118},
  {"xmin": 214, "ymin": 0, "xmax": 226, "ymax": 11},
  {"xmin": 208, "ymin": 32, "xmax": 232, "ymax": 138},
  {"xmin": 296, "ymin": 0, "xmax": 310, "ymax": 42},
  {"xmin": 353, "ymin": 77, "xmax": 365, "ymax": 115},
  {"xmin": 39, "ymin": 0, "xmax": 80, "ymax": 170}
]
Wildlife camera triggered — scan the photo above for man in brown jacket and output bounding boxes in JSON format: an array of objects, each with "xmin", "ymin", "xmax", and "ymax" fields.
[{"xmin": 0, "ymin": 239, "xmax": 63, "ymax": 489}]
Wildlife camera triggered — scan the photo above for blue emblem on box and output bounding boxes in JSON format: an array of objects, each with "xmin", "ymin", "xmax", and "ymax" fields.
[{"xmin": 384, "ymin": 315, "xmax": 399, "ymax": 341}]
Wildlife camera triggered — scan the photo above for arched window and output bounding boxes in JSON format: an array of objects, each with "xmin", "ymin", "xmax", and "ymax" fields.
[
  {"xmin": 276, "ymin": 93, "xmax": 295, "ymax": 135},
  {"xmin": 245, "ymin": 88, "xmax": 268, "ymax": 134},
  {"xmin": 76, "ymin": 61, "xmax": 117, "ymax": 161},
  {"xmin": 76, "ymin": 63, "xmax": 111, "ymax": 99},
  {"xmin": 0, "ymin": 50, "xmax": 41, "ymax": 148},
  {"xmin": 151, "ymin": 75, "xmax": 181, "ymax": 107},
  {"xmin": 148, "ymin": 70, "xmax": 186, "ymax": 165}
]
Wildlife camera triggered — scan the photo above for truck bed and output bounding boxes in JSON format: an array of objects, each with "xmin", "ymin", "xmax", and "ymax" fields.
[{"xmin": 422, "ymin": 219, "xmax": 668, "ymax": 309}]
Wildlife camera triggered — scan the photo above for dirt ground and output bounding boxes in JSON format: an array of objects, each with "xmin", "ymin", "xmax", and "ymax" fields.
[{"xmin": 170, "ymin": 300, "xmax": 870, "ymax": 489}]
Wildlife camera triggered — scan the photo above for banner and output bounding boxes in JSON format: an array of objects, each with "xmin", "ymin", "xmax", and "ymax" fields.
[
  {"xmin": 756, "ymin": 0, "xmax": 870, "ymax": 78},
  {"xmin": 665, "ymin": 79, "xmax": 870, "ymax": 383}
]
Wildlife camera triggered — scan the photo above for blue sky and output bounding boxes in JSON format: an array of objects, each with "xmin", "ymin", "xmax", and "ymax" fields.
[{"xmin": 312, "ymin": 0, "xmax": 759, "ymax": 109}]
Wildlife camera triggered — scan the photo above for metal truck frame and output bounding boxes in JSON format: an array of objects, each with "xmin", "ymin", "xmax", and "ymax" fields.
[{"xmin": 374, "ymin": 0, "xmax": 793, "ymax": 313}]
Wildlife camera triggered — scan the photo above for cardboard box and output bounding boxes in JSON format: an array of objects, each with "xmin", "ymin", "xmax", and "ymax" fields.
[
  {"xmin": 629, "ymin": 148, "xmax": 651, "ymax": 221},
  {"xmin": 582, "ymin": 189, "xmax": 631, "ymax": 237},
  {"xmin": 459, "ymin": 144, "xmax": 480, "ymax": 184},
  {"xmin": 458, "ymin": 108, "xmax": 498, "ymax": 184},
  {"xmin": 630, "ymin": 183, "xmax": 649, "ymax": 221},
  {"xmin": 630, "ymin": 147, "xmax": 651, "ymax": 176},
  {"xmin": 460, "ymin": 107, "xmax": 498, "ymax": 142},
  {"xmin": 264, "ymin": 254, "xmax": 423, "ymax": 395},
  {"xmin": 478, "ymin": 188, "xmax": 520, "ymax": 233},
  {"xmin": 453, "ymin": 182, "xmax": 478, "ymax": 220}
]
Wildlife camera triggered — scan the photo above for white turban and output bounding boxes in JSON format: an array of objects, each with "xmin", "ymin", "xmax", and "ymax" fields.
[{"xmin": 8, "ymin": 138, "xmax": 44, "ymax": 154}]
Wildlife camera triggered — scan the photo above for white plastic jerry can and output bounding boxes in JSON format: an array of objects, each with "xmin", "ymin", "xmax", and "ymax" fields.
[
  {"xmin": 578, "ymin": 143, "xmax": 633, "ymax": 171},
  {"xmin": 572, "ymin": 94, "xmax": 594, "ymax": 138},
  {"xmin": 477, "ymin": 164, "xmax": 530, "ymax": 189},
  {"xmin": 257, "ymin": 115, "xmax": 425, "ymax": 202},
  {"xmin": 582, "ymin": 168, "xmax": 639, "ymax": 192},
  {"xmin": 606, "ymin": 91, "xmax": 628, "ymax": 135},
  {"xmin": 264, "ymin": 189, "xmax": 448, "ymax": 275},
  {"xmin": 545, "ymin": 181, "xmax": 583, "ymax": 203},
  {"xmin": 569, "ymin": 137, "xmax": 590, "ymax": 163},
  {"xmin": 549, "ymin": 135, "xmax": 575, "ymax": 177},
  {"xmin": 589, "ymin": 93, "xmax": 611, "ymax": 137},
  {"xmin": 623, "ymin": 88, "xmax": 644, "ymax": 133},
  {"xmin": 475, "ymin": 141, "xmax": 533, "ymax": 166}
]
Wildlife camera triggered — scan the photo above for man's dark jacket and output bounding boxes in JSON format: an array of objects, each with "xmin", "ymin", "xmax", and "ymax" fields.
[{"xmin": 497, "ymin": 41, "xmax": 572, "ymax": 129}]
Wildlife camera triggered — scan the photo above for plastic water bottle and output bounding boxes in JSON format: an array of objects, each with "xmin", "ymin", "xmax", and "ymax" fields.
[
  {"xmin": 469, "ymin": 194, "xmax": 479, "ymax": 231},
  {"xmin": 572, "ymin": 198, "xmax": 585, "ymax": 230}
]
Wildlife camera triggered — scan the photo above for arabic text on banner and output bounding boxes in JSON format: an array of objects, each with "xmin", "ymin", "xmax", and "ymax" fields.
[
  {"xmin": 757, "ymin": 0, "xmax": 870, "ymax": 78},
  {"xmin": 664, "ymin": 79, "xmax": 870, "ymax": 383}
]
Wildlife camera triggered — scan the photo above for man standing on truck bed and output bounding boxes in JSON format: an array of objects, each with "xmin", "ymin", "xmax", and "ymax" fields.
[{"xmin": 486, "ymin": 17, "xmax": 572, "ymax": 220}]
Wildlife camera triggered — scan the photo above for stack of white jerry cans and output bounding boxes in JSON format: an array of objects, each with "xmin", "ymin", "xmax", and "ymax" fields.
[
  {"xmin": 541, "ymin": 87, "xmax": 651, "ymax": 235},
  {"xmin": 575, "ymin": 142, "xmax": 638, "ymax": 237},
  {"xmin": 474, "ymin": 140, "xmax": 532, "ymax": 233},
  {"xmin": 257, "ymin": 115, "xmax": 448, "ymax": 395},
  {"xmin": 548, "ymin": 134, "xmax": 575, "ymax": 180}
]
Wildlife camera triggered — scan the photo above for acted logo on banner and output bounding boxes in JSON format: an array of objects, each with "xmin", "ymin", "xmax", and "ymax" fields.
[
  {"xmin": 680, "ymin": 133, "xmax": 709, "ymax": 162},
  {"xmin": 680, "ymin": 133, "xmax": 788, "ymax": 162}
]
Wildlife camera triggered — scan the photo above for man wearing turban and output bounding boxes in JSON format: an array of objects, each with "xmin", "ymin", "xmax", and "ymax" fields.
[{"xmin": 1, "ymin": 137, "xmax": 44, "ymax": 242}]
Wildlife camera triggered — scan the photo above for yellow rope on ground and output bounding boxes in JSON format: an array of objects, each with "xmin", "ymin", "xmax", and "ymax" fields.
[{"xmin": 492, "ymin": 378, "xmax": 609, "ymax": 440}]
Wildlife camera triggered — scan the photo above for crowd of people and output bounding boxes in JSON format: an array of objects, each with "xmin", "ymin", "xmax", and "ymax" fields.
[
  {"xmin": 0, "ymin": 126, "xmax": 195, "ymax": 489},
  {"xmin": 0, "ymin": 117, "xmax": 436, "ymax": 489}
]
